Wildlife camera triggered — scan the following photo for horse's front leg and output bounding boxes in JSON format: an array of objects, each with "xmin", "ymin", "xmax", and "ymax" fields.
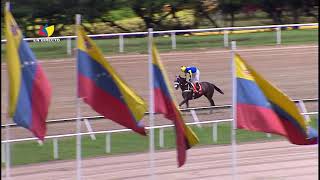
[{"xmin": 179, "ymin": 97, "xmax": 189, "ymax": 108}]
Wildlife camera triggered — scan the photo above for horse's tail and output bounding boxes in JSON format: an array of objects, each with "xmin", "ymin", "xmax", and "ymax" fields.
[{"xmin": 213, "ymin": 84, "xmax": 224, "ymax": 94}]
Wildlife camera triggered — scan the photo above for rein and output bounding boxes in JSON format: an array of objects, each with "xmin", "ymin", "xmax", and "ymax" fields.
[{"xmin": 175, "ymin": 77, "xmax": 193, "ymax": 93}]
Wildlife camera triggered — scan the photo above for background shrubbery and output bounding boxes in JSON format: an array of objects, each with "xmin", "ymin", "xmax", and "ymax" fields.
[{"xmin": 1, "ymin": 0, "xmax": 318, "ymax": 38}]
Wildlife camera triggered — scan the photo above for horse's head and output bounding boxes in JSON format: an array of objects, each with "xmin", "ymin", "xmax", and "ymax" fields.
[
  {"xmin": 174, "ymin": 76, "xmax": 180, "ymax": 90},
  {"xmin": 174, "ymin": 75, "xmax": 188, "ymax": 90}
]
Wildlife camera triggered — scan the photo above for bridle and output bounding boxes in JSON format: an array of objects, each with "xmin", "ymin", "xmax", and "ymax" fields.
[{"xmin": 175, "ymin": 76, "xmax": 192, "ymax": 93}]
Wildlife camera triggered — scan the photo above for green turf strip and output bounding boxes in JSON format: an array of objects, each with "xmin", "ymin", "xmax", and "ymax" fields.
[{"xmin": 1, "ymin": 116, "xmax": 314, "ymax": 167}]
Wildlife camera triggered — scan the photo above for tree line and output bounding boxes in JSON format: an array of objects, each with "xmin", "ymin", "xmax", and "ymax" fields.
[{"xmin": 1, "ymin": 0, "xmax": 318, "ymax": 37}]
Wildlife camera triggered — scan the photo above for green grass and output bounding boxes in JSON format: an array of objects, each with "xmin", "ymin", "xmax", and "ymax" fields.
[
  {"xmin": 0, "ymin": 123, "xmax": 282, "ymax": 166},
  {"xmin": 2, "ymin": 115, "xmax": 317, "ymax": 166},
  {"xmin": 1, "ymin": 29, "xmax": 318, "ymax": 60}
]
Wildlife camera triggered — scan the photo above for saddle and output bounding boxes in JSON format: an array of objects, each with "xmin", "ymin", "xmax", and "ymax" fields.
[{"xmin": 191, "ymin": 82, "xmax": 202, "ymax": 94}]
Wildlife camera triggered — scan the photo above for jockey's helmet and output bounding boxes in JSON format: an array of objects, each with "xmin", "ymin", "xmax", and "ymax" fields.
[{"xmin": 181, "ymin": 66, "xmax": 186, "ymax": 72}]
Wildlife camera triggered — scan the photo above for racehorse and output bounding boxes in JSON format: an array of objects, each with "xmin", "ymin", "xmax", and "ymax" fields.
[{"xmin": 174, "ymin": 75, "xmax": 224, "ymax": 108}]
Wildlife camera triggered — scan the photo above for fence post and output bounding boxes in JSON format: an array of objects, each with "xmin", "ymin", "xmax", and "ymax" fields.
[
  {"xmin": 209, "ymin": 107, "xmax": 214, "ymax": 114},
  {"xmin": 67, "ymin": 38, "xmax": 72, "ymax": 55},
  {"xmin": 53, "ymin": 138, "xmax": 59, "ymax": 159},
  {"xmin": 298, "ymin": 100, "xmax": 311, "ymax": 124},
  {"xmin": 119, "ymin": 35, "xmax": 124, "ymax": 53},
  {"xmin": 159, "ymin": 128, "xmax": 164, "ymax": 148},
  {"xmin": 171, "ymin": 32, "xmax": 176, "ymax": 49},
  {"xmin": 38, "ymin": 140, "xmax": 43, "ymax": 146},
  {"xmin": 105, "ymin": 133, "xmax": 111, "ymax": 153},
  {"xmin": 276, "ymin": 27, "xmax": 281, "ymax": 45},
  {"xmin": 212, "ymin": 123, "xmax": 218, "ymax": 143},
  {"xmin": 83, "ymin": 118, "xmax": 96, "ymax": 140},
  {"xmin": 1, "ymin": 143, "xmax": 5, "ymax": 163},
  {"xmin": 190, "ymin": 110, "xmax": 202, "ymax": 128},
  {"xmin": 224, "ymin": 30, "xmax": 229, "ymax": 47}
]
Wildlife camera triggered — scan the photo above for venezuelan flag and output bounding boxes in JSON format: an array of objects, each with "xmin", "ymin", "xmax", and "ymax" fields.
[
  {"xmin": 77, "ymin": 27, "xmax": 147, "ymax": 135},
  {"xmin": 235, "ymin": 53, "xmax": 317, "ymax": 145},
  {"xmin": 5, "ymin": 9, "xmax": 51, "ymax": 140},
  {"xmin": 152, "ymin": 43, "xmax": 199, "ymax": 167}
]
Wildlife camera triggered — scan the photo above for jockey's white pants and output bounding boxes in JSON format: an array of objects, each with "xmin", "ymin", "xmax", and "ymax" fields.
[{"xmin": 191, "ymin": 69, "xmax": 200, "ymax": 83}]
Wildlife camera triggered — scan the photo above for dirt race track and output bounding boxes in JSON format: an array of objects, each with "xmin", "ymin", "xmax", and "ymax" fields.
[
  {"xmin": 1, "ymin": 44, "xmax": 319, "ymax": 179},
  {"xmin": 1, "ymin": 44, "xmax": 318, "ymax": 139},
  {"xmin": 5, "ymin": 140, "xmax": 319, "ymax": 180}
]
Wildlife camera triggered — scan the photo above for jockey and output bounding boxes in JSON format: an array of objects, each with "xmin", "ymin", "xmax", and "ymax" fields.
[{"xmin": 180, "ymin": 66, "xmax": 202, "ymax": 93}]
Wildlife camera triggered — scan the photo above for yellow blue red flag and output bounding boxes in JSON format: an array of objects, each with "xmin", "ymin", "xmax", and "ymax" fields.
[
  {"xmin": 235, "ymin": 53, "xmax": 317, "ymax": 145},
  {"xmin": 152, "ymin": 43, "xmax": 199, "ymax": 167},
  {"xmin": 5, "ymin": 8, "xmax": 51, "ymax": 140},
  {"xmin": 77, "ymin": 26, "xmax": 147, "ymax": 135}
]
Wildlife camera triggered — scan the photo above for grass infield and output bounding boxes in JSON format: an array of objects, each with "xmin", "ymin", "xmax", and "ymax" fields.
[{"xmin": 2, "ymin": 116, "xmax": 317, "ymax": 166}]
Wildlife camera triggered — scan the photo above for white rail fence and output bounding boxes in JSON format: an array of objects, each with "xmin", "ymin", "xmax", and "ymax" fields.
[
  {"xmin": 1, "ymin": 112, "xmax": 318, "ymax": 161},
  {"xmin": 1, "ymin": 98, "xmax": 317, "ymax": 128},
  {"xmin": 1, "ymin": 23, "xmax": 318, "ymax": 55},
  {"xmin": 1, "ymin": 100, "xmax": 318, "ymax": 162}
]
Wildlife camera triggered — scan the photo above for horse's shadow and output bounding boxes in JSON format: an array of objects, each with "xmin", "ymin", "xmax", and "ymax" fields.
[{"xmin": 174, "ymin": 76, "xmax": 224, "ymax": 108}]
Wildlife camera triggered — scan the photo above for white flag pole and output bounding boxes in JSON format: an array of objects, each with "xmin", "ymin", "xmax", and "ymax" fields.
[
  {"xmin": 5, "ymin": 2, "xmax": 12, "ymax": 179},
  {"xmin": 75, "ymin": 14, "xmax": 82, "ymax": 180},
  {"xmin": 231, "ymin": 41, "xmax": 238, "ymax": 180},
  {"xmin": 148, "ymin": 28, "xmax": 155, "ymax": 179},
  {"xmin": 5, "ymin": 69, "xmax": 12, "ymax": 180}
]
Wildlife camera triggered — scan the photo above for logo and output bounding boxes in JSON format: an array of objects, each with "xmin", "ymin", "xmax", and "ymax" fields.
[
  {"xmin": 33, "ymin": 23, "xmax": 60, "ymax": 43},
  {"xmin": 38, "ymin": 24, "xmax": 54, "ymax": 37}
]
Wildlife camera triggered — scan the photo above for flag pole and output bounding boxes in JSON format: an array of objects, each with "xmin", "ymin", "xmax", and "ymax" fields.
[
  {"xmin": 148, "ymin": 28, "xmax": 155, "ymax": 179},
  {"xmin": 231, "ymin": 41, "xmax": 238, "ymax": 180},
  {"xmin": 5, "ymin": 67, "xmax": 12, "ymax": 180},
  {"xmin": 75, "ymin": 14, "xmax": 82, "ymax": 180},
  {"xmin": 5, "ymin": 2, "xmax": 12, "ymax": 179},
  {"xmin": 4, "ymin": 97, "xmax": 11, "ymax": 180}
]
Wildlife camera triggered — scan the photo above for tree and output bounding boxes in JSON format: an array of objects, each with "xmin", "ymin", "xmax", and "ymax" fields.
[
  {"xmin": 2, "ymin": 0, "xmax": 318, "ymax": 37},
  {"xmin": 218, "ymin": 0, "xmax": 243, "ymax": 27},
  {"xmin": 256, "ymin": 0, "xmax": 318, "ymax": 24},
  {"xmin": 3, "ymin": 0, "xmax": 128, "ymax": 36},
  {"xmin": 129, "ymin": 0, "xmax": 195, "ymax": 30},
  {"xmin": 190, "ymin": 0, "xmax": 220, "ymax": 28}
]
